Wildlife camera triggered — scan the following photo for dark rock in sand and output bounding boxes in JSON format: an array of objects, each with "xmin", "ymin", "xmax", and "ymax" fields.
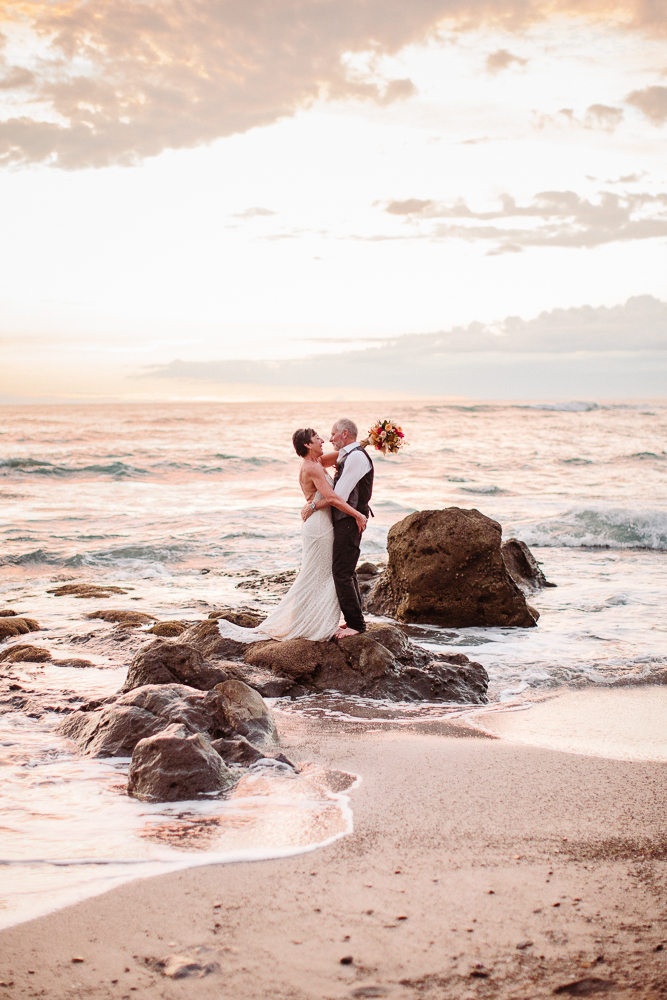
[
  {"xmin": 501, "ymin": 537, "xmax": 556, "ymax": 590},
  {"xmin": 364, "ymin": 508, "xmax": 538, "ymax": 628},
  {"xmin": 214, "ymin": 678, "xmax": 279, "ymax": 747},
  {"xmin": 121, "ymin": 639, "xmax": 231, "ymax": 692},
  {"xmin": 0, "ymin": 609, "xmax": 17, "ymax": 616},
  {"xmin": 60, "ymin": 679, "xmax": 279, "ymax": 756},
  {"xmin": 0, "ymin": 617, "xmax": 40, "ymax": 640},
  {"xmin": 146, "ymin": 620, "xmax": 189, "ymax": 636},
  {"xmin": 179, "ymin": 619, "xmax": 250, "ymax": 660},
  {"xmin": 0, "ymin": 644, "xmax": 52, "ymax": 663},
  {"xmin": 244, "ymin": 623, "xmax": 488, "ymax": 703},
  {"xmin": 356, "ymin": 562, "xmax": 380, "ymax": 577},
  {"xmin": 84, "ymin": 609, "xmax": 157, "ymax": 625},
  {"xmin": 208, "ymin": 607, "xmax": 267, "ymax": 628},
  {"xmin": 127, "ymin": 723, "xmax": 235, "ymax": 802},
  {"xmin": 47, "ymin": 583, "xmax": 130, "ymax": 599}
]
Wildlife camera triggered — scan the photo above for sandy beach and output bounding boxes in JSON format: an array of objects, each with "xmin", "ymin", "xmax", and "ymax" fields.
[{"xmin": 2, "ymin": 708, "xmax": 667, "ymax": 1000}]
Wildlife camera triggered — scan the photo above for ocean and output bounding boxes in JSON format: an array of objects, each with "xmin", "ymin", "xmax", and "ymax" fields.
[{"xmin": 1, "ymin": 399, "xmax": 666, "ymax": 927}]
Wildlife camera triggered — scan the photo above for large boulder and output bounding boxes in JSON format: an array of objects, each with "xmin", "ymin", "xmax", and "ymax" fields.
[
  {"xmin": 59, "ymin": 680, "xmax": 279, "ymax": 756},
  {"xmin": 365, "ymin": 508, "xmax": 538, "ymax": 628},
  {"xmin": 243, "ymin": 623, "xmax": 488, "ymax": 703},
  {"xmin": 121, "ymin": 639, "xmax": 231, "ymax": 692},
  {"xmin": 127, "ymin": 723, "xmax": 235, "ymax": 802},
  {"xmin": 501, "ymin": 537, "xmax": 556, "ymax": 590}
]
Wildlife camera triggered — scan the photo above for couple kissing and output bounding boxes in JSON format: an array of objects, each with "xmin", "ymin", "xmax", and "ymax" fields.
[{"xmin": 216, "ymin": 418, "xmax": 373, "ymax": 645}]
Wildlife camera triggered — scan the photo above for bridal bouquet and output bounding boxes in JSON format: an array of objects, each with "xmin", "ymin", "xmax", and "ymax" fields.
[{"xmin": 361, "ymin": 418, "xmax": 406, "ymax": 455}]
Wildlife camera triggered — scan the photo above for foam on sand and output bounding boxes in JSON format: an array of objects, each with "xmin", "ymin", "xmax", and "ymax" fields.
[{"xmin": 470, "ymin": 686, "xmax": 667, "ymax": 761}]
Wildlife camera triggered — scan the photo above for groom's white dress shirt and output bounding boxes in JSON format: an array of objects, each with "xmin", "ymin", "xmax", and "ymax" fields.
[{"xmin": 333, "ymin": 442, "xmax": 370, "ymax": 502}]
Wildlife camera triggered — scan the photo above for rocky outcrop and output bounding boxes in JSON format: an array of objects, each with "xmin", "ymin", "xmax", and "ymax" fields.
[
  {"xmin": 0, "ymin": 616, "xmax": 40, "ymax": 640},
  {"xmin": 501, "ymin": 537, "xmax": 556, "ymax": 590},
  {"xmin": 85, "ymin": 609, "xmax": 157, "ymax": 625},
  {"xmin": 365, "ymin": 508, "xmax": 538, "ymax": 628},
  {"xmin": 47, "ymin": 583, "xmax": 131, "ymax": 599},
  {"xmin": 118, "ymin": 623, "xmax": 488, "ymax": 704},
  {"xmin": 244, "ymin": 622, "xmax": 488, "ymax": 703},
  {"xmin": 121, "ymin": 639, "xmax": 231, "ymax": 692},
  {"xmin": 127, "ymin": 723, "xmax": 236, "ymax": 802},
  {"xmin": 59, "ymin": 679, "xmax": 280, "ymax": 757}
]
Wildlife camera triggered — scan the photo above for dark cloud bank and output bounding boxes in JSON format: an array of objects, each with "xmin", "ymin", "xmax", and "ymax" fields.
[{"xmin": 140, "ymin": 295, "xmax": 667, "ymax": 398}]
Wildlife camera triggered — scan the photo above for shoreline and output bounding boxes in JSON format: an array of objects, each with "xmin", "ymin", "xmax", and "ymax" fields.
[{"xmin": 2, "ymin": 709, "xmax": 667, "ymax": 999}]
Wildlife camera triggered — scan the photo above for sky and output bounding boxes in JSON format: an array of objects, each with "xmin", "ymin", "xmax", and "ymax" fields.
[{"xmin": 1, "ymin": 0, "xmax": 666, "ymax": 401}]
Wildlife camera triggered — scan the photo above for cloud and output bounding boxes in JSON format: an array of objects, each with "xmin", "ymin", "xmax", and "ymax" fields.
[
  {"xmin": 0, "ymin": 0, "xmax": 666, "ymax": 169},
  {"xmin": 379, "ymin": 189, "xmax": 667, "ymax": 252},
  {"xmin": 485, "ymin": 48, "xmax": 527, "ymax": 72},
  {"xmin": 385, "ymin": 198, "xmax": 434, "ymax": 215},
  {"xmin": 233, "ymin": 206, "xmax": 277, "ymax": 219},
  {"xmin": 626, "ymin": 85, "xmax": 667, "ymax": 125},
  {"xmin": 535, "ymin": 104, "xmax": 624, "ymax": 132},
  {"xmin": 134, "ymin": 296, "xmax": 667, "ymax": 397},
  {"xmin": 584, "ymin": 103, "xmax": 624, "ymax": 129}
]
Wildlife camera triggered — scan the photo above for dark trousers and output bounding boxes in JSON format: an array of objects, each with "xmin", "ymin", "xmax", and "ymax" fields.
[{"xmin": 332, "ymin": 516, "xmax": 366, "ymax": 633}]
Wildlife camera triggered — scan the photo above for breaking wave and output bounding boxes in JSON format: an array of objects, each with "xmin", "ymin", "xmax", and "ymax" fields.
[{"xmin": 511, "ymin": 506, "xmax": 667, "ymax": 550}]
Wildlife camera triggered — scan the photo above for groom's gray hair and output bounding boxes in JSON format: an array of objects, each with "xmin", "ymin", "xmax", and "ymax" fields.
[{"xmin": 335, "ymin": 418, "xmax": 357, "ymax": 439}]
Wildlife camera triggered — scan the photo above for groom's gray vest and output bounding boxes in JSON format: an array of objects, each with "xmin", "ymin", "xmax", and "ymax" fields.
[{"xmin": 332, "ymin": 446, "xmax": 374, "ymax": 522}]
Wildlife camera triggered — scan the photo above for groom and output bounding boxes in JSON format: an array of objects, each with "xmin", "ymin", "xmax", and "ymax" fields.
[{"xmin": 328, "ymin": 417, "xmax": 374, "ymax": 636}]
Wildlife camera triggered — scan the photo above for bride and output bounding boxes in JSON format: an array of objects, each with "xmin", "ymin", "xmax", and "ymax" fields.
[{"xmin": 216, "ymin": 428, "xmax": 367, "ymax": 644}]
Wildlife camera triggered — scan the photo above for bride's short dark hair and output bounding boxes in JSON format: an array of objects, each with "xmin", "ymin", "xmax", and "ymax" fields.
[{"xmin": 293, "ymin": 428, "xmax": 316, "ymax": 458}]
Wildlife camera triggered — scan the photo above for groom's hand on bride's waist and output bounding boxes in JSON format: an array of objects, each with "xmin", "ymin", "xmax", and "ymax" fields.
[{"xmin": 301, "ymin": 502, "xmax": 314, "ymax": 521}]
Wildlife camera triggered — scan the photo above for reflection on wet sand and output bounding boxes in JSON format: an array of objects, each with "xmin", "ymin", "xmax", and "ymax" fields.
[{"xmin": 468, "ymin": 686, "xmax": 667, "ymax": 762}]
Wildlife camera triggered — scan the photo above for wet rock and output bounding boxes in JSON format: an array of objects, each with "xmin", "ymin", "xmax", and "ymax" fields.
[
  {"xmin": 365, "ymin": 508, "xmax": 538, "ymax": 628},
  {"xmin": 84, "ymin": 609, "xmax": 157, "ymax": 625},
  {"xmin": 210, "ymin": 735, "xmax": 266, "ymax": 765},
  {"xmin": 214, "ymin": 679, "xmax": 279, "ymax": 747},
  {"xmin": 0, "ymin": 644, "xmax": 52, "ymax": 663},
  {"xmin": 208, "ymin": 607, "xmax": 267, "ymax": 628},
  {"xmin": 127, "ymin": 723, "xmax": 235, "ymax": 802},
  {"xmin": 243, "ymin": 623, "xmax": 488, "ymax": 703},
  {"xmin": 179, "ymin": 619, "xmax": 250, "ymax": 660},
  {"xmin": 47, "ymin": 583, "xmax": 130, "ymax": 598},
  {"xmin": 501, "ymin": 537, "xmax": 556, "ymax": 590},
  {"xmin": 146, "ymin": 620, "xmax": 189, "ymax": 636},
  {"xmin": 60, "ymin": 700, "xmax": 166, "ymax": 756},
  {"xmin": 59, "ymin": 680, "xmax": 279, "ymax": 756},
  {"xmin": 0, "ymin": 609, "xmax": 17, "ymax": 616},
  {"xmin": 226, "ymin": 663, "xmax": 295, "ymax": 698},
  {"xmin": 51, "ymin": 657, "xmax": 96, "ymax": 668},
  {"xmin": 244, "ymin": 637, "xmax": 342, "ymax": 680},
  {"xmin": 356, "ymin": 562, "xmax": 380, "ymax": 577},
  {"xmin": 0, "ymin": 617, "xmax": 40, "ymax": 640},
  {"xmin": 235, "ymin": 570, "xmax": 297, "ymax": 596},
  {"xmin": 121, "ymin": 639, "xmax": 231, "ymax": 692}
]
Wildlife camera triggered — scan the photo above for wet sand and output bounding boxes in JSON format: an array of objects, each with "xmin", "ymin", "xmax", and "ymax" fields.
[{"xmin": 2, "ymin": 710, "xmax": 667, "ymax": 999}]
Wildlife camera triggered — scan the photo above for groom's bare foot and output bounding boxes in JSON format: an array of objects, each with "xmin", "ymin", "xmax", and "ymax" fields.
[{"xmin": 334, "ymin": 626, "xmax": 360, "ymax": 638}]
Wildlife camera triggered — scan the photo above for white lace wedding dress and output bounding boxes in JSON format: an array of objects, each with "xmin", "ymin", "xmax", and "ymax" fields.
[{"xmin": 217, "ymin": 479, "xmax": 341, "ymax": 643}]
